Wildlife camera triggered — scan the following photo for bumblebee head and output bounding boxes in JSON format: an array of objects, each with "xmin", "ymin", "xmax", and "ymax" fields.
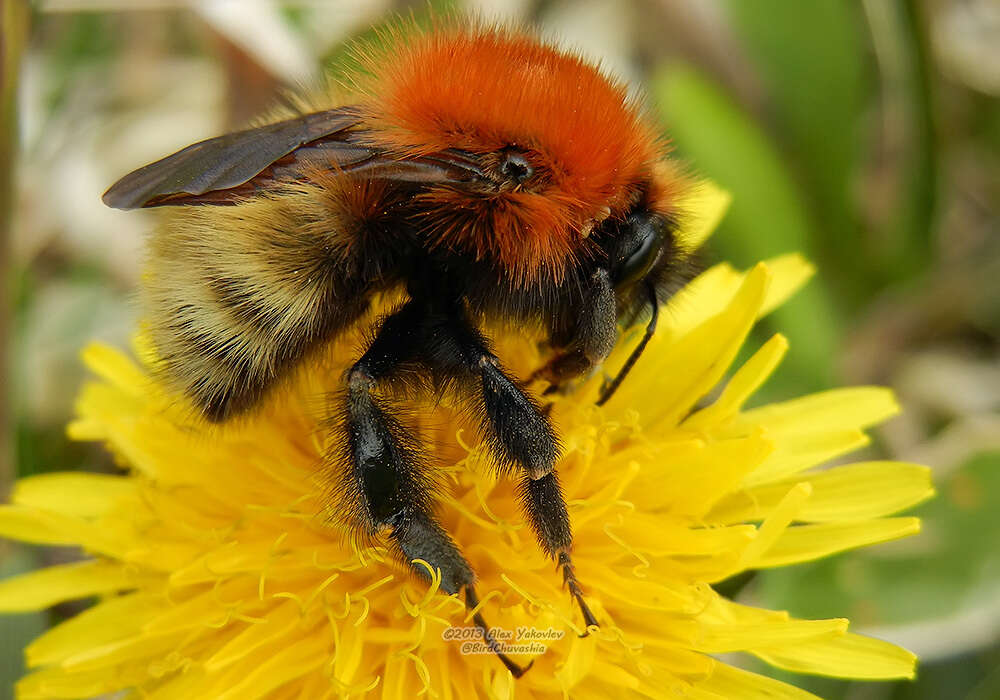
[{"xmin": 359, "ymin": 25, "xmax": 677, "ymax": 283}]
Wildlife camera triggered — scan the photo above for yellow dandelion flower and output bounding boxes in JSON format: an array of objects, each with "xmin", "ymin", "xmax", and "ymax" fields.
[{"xmin": 0, "ymin": 184, "xmax": 931, "ymax": 699}]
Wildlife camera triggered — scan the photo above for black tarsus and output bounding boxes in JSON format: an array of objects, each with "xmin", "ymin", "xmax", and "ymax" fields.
[
  {"xmin": 597, "ymin": 281, "xmax": 659, "ymax": 407},
  {"xmin": 521, "ymin": 473, "xmax": 598, "ymax": 634},
  {"xmin": 465, "ymin": 585, "xmax": 533, "ymax": 678},
  {"xmin": 558, "ymin": 551, "xmax": 599, "ymax": 632}
]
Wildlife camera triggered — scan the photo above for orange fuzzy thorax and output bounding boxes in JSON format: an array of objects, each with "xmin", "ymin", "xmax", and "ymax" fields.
[{"xmin": 358, "ymin": 26, "xmax": 666, "ymax": 281}]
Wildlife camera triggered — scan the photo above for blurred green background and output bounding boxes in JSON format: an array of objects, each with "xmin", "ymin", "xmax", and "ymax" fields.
[{"xmin": 1, "ymin": 0, "xmax": 998, "ymax": 698}]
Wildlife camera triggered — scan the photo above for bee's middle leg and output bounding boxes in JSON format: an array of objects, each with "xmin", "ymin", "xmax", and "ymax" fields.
[
  {"xmin": 343, "ymin": 302, "xmax": 530, "ymax": 677},
  {"xmin": 423, "ymin": 309, "xmax": 600, "ymax": 632}
]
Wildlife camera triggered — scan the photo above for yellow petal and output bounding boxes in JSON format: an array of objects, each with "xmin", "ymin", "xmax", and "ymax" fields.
[
  {"xmin": 697, "ymin": 662, "xmax": 823, "ymax": 700},
  {"xmin": 143, "ymin": 668, "xmax": 213, "ymax": 700},
  {"xmin": 745, "ymin": 428, "xmax": 872, "ymax": 485},
  {"xmin": 709, "ymin": 462, "xmax": 934, "ymax": 524},
  {"xmin": 665, "ymin": 262, "xmax": 744, "ymax": 339},
  {"xmin": 60, "ymin": 628, "xmax": 189, "ymax": 673},
  {"xmin": 0, "ymin": 506, "xmax": 125, "ymax": 555},
  {"xmin": 204, "ymin": 599, "xmax": 302, "ymax": 671},
  {"xmin": 207, "ymin": 634, "xmax": 330, "ymax": 700},
  {"xmin": 604, "ymin": 512, "xmax": 756, "ymax": 557},
  {"xmin": 79, "ymin": 343, "xmax": 150, "ymax": 397},
  {"xmin": 12, "ymin": 472, "xmax": 135, "ymax": 518},
  {"xmin": 380, "ymin": 653, "xmax": 412, "ymax": 700},
  {"xmin": 26, "ymin": 593, "xmax": 158, "ymax": 667},
  {"xmin": 646, "ymin": 674, "xmax": 716, "ymax": 700},
  {"xmin": 0, "ymin": 560, "xmax": 136, "ymax": 612},
  {"xmin": 693, "ymin": 617, "xmax": 847, "ymax": 654},
  {"xmin": 329, "ymin": 609, "xmax": 367, "ymax": 688},
  {"xmin": 572, "ymin": 564, "xmax": 699, "ymax": 613},
  {"xmin": 738, "ymin": 483, "xmax": 812, "ymax": 569},
  {"xmin": 758, "ymin": 253, "xmax": 816, "ymax": 317},
  {"xmin": 143, "ymin": 578, "xmax": 259, "ymax": 634},
  {"xmin": 677, "ymin": 179, "xmax": 731, "ymax": 251},
  {"xmin": 17, "ymin": 663, "xmax": 151, "ymax": 700},
  {"xmin": 684, "ymin": 333, "xmax": 789, "ymax": 429},
  {"xmin": 619, "ymin": 263, "xmax": 769, "ymax": 428},
  {"xmin": 738, "ymin": 387, "xmax": 900, "ymax": 438},
  {"xmin": 65, "ymin": 416, "xmax": 106, "ymax": 442},
  {"xmin": 0, "ymin": 506, "xmax": 83, "ymax": 546},
  {"xmin": 697, "ymin": 595, "xmax": 789, "ymax": 626},
  {"xmin": 756, "ymin": 632, "xmax": 917, "ymax": 679},
  {"xmin": 664, "ymin": 253, "xmax": 812, "ymax": 339},
  {"xmin": 753, "ymin": 517, "xmax": 922, "ymax": 568},
  {"xmin": 553, "ymin": 633, "xmax": 598, "ymax": 689},
  {"xmin": 632, "ymin": 435, "xmax": 774, "ymax": 519}
]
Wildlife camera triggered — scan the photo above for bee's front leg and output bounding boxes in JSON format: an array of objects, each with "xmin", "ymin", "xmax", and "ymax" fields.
[
  {"xmin": 530, "ymin": 268, "xmax": 617, "ymax": 389},
  {"xmin": 534, "ymin": 273, "xmax": 659, "ymax": 407}
]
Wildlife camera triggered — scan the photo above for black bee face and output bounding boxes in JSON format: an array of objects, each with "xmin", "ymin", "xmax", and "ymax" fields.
[
  {"xmin": 604, "ymin": 212, "xmax": 671, "ymax": 288},
  {"xmin": 596, "ymin": 210, "xmax": 684, "ymax": 314}
]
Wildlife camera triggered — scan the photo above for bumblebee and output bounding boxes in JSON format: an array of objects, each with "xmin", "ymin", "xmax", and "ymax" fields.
[{"xmin": 105, "ymin": 25, "xmax": 694, "ymax": 676}]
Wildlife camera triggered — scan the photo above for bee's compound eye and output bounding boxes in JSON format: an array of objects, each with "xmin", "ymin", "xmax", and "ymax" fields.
[
  {"xmin": 613, "ymin": 214, "xmax": 664, "ymax": 288},
  {"xmin": 498, "ymin": 150, "xmax": 534, "ymax": 184}
]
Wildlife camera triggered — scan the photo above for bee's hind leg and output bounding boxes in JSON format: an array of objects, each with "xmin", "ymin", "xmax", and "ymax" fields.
[{"xmin": 342, "ymin": 301, "xmax": 531, "ymax": 678}]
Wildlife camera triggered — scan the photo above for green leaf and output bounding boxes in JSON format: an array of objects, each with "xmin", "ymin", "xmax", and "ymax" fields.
[
  {"xmin": 724, "ymin": 0, "xmax": 868, "ymax": 303},
  {"xmin": 0, "ymin": 549, "xmax": 49, "ymax": 700},
  {"xmin": 874, "ymin": 0, "xmax": 937, "ymax": 284},
  {"xmin": 652, "ymin": 65, "xmax": 841, "ymax": 391}
]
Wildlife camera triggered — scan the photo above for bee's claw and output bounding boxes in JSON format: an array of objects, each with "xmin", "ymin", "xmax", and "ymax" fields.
[
  {"xmin": 465, "ymin": 585, "xmax": 533, "ymax": 678},
  {"xmin": 557, "ymin": 551, "xmax": 600, "ymax": 635},
  {"xmin": 574, "ymin": 595, "xmax": 600, "ymax": 637}
]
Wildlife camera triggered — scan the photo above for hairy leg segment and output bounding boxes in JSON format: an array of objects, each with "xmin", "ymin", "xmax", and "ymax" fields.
[
  {"xmin": 530, "ymin": 268, "xmax": 618, "ymax": 388},
  {"xmin": 339, "ymin": 296, "xmax": 599, "ymax": 674},
  {"xmin": 342, "ymin": 301, "xmax": 530, "ymax": 676},
  {"xmin": 414, "ymin": 305, "xmax": 599, "ymax": 632}
]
